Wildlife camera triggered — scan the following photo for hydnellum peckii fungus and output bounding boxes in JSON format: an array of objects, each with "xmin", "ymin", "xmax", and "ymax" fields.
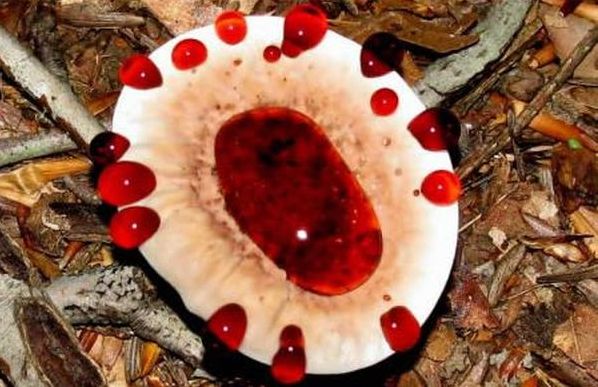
[{"xmin": 90, "ymin": 6, "xmax": 461, "ymax": 384}]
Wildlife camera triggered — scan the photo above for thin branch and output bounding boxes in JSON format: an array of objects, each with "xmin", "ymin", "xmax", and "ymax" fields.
[
  {"xmin": 0, "ymin": 26, "xmax": 104, "ymax": 150},
  {"xmin": 456, "ymin": 26, "xmax": 598, "ymax": 180},
  {"xmin": 0, "ymin": 130, "xmax": 77, "ymax": 168},
  {"xmin": 537, "ymin": 263, "xmax": 598, "ymax": 284}
]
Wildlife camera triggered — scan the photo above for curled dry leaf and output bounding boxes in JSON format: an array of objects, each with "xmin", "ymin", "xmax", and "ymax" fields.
[
  {"xmin": 553, "ymin": 86, "xmax": 598, "ymax": 123},
  {"xmin": 570, "ymin": 206, "xmax": 598, "ymax": 257},
  {"xmin": 552, "ymin": 144, "xmax": 598, "ymax": 213},
  {"xmin": 0, "ymin": 100, "xmax": 38, "ymax": 136},
  {"xmin": 520, "ymin": 234, "xmax": 590, "ymax": 262},
  {"xmin": 450, "ymin": 272, "xmax": 500, "ymax": 330},
  {"xmin": 0, "ymin": 156, "xmax": 91, "ymax": 207}
]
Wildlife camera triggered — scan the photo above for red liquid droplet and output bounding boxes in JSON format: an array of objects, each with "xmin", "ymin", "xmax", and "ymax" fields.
[
  {"xmin": 172, "ymin": 38, "xmax": 208, "ymax": 70},
  {"xmin": 263, "ymin": 45, "xmax": 282, "ymax": 62},
  {"xmin": 98, "ymin": 161, "xmax": 157, "ymax": 206},
  {"xmin": 281, "ymin": 4, "xmax": 328, "ymax": 58},
  {"xmin": 371, "ymin": 88, "xmax": 399, "ymax": 116},
  {"xmin": 380, "ymin": 306, "xmax": 421, "ymax": 352},
  {"xmin": 89, "ymin": 132, "xmax": 130, "ymax": 167},
  {"xmin": 215, "ymin": 11, "xmax": 247, "ymax": 45},
  {"xmin": 119, "ymin": 54, "xmax": 162, "ymax": 89},
  {"xmin": 408, "ymin": 108, "xmax": 461, "ymax": 151},
  {"xmin": 110, "ymin": 206, "xmax": 160, "ymax": 249},
  {"xmin": 207, "ymin": 303, "xmax": 247, "ymax": 350},
  {"xmin": 271, "ymin": 325, "xmax": 306, "ymax": 385},
  {"xmin": 420, "ymin": 170, "xmax": 461, "ymax": 205},
  {"xmin": 360, "ymin": 33, "xmax": 404, "ymax": 78},
  {"xmin": 215, "ymin": 107, "xmax": 382, "ymax": 296}
]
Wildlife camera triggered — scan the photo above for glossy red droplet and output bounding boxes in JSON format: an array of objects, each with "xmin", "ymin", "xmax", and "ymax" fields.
[
  {"xmin": 110, "ymin": 206, "xmax": 160, "ymax": 249},
  {"xmin": 119, "ymin": 54, "xmax": 162, "ymax": 89},
  {"xmin": 360, "ymin": 33, "xmax": 404, "ymax": 78},
  {"xmin": 215, "ymin": 11, "xmax": 247, "ymax": 45},
  {"xmin": 420, "ymin": 170, "xmax": 461, "ymax": 205},
  {"xmin": 98, "ymin": 161, "xmax": 156, "ymax": 206},
  {"xmin": 172, "ymin": 38, "xmax": 208, "ymax": 70},
  {"xmin": 380, "ymin": 306, "xmax": 421, "ymax": 352},
  {"xmin": 89, "ymin": 132, "xmax": 130, "ymax": 167},
  {"xmin": 271, "ymin": 325, "xmax": 306, "ymax": 385},
  {"xmin": 263, "ymin": 45, "xmax": 282, "ymax": 63},
  {"xmin": 215, "ymin": 107, "xmax": 382, "ymax": 296},
  {"xmin": 371, "ymin": 88, "xmax": 398, "ymax": 116},
  {"xmin": 207, "ymin": 304, "xmax": 247, "ymax": 350},
  {"xmin": 408, "ymin": 108, "xmax": 461, "ymax": 151},
  {"xmin": 281, "ymin": 4, "xmax": 328, "ymax": 58}
]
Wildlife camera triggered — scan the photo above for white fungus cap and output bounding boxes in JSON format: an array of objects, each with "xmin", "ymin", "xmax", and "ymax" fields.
[{"xmin": 112, "ymin": 16, "xmax": 458, "ymax": 375}]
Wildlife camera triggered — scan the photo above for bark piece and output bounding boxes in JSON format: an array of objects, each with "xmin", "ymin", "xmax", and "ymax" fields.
[
  {"xmin": 414, "ymin": 0, "xmax": 532, "ymax": 106},
  {"xmin": 0, "ymin": 223, "xmax": 30, "ymax": 282},
  {"xmin": 0, "ymin": 274, "xmax": 106, "ymax": 386},
  {"xmin": 46, "ymin": 265, "xmax": 205, "ymax": 368},
  {"xmin": 488, "ymin": 243, "xmax": 526, "ymax": 306}
]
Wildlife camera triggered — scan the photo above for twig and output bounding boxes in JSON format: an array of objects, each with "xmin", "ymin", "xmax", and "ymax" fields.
[
  {"xmin": 45, "ymin": 265, "xmax": 205, "ymax": 368},
  {"xmin": 456, "ymin": 26, "xmax": 598, "ymax": 180},
  {"xmin": 508, "ymin": 109, "xmax": 526, "ymax": 180},
  {"xmin": 0, "ymin": 26, "xmax": 104, "ymax": 149},
  {"xmin": 0, "ymin": 130, "xmax": 77, "ymax": 168},
  {"xmin": 537, "ymin": 263, "xmax": 598, "ymax": 284}
]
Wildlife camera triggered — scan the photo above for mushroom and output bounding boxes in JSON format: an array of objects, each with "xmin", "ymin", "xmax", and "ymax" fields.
[{"xmin": 90, "ymin": 6, "xmax": 460, "ymax": 384}]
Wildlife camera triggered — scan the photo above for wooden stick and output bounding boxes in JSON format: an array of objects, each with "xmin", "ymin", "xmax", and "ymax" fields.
[
  {"xmin": 456, "ymin": 26, "xmax": 598, "ymax": 180},
  {"xmin": 0, "ymin": 26, "xmax": 104, "ymax": 150}
]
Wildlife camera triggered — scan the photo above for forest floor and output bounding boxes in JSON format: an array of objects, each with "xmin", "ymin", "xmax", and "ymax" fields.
[{"xmin": 0, "ymin": 0, "xmax": 597, "ymax": 386}]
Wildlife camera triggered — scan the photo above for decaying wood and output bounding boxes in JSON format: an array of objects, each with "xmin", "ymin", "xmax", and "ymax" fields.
[
  {"xmin": 0, "ymin": 130, "xmax": 77, "ymax": 168},
  {"xmin": 0, "ymin": 274, "xmax": 106, "ymax": 386},
  {"xmin": 456, "ymin": 25, "xmax": 598, "ymax": 180},
  {"xmin": 45, "ymin": 265, "xmax": 205, "ymax": 369},
  {"xmin": 0, "ymin": 25, "xmax": 104, "ymax": 149},
  {"xmin": 414, "ymin": 0, "xmax": 532, "ymax": 107}
]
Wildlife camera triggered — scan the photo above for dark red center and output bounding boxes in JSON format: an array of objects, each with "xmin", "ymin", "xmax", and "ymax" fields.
[{"xmin": 215, "ymin": 107, "xmax": 383, "ymax": 296}]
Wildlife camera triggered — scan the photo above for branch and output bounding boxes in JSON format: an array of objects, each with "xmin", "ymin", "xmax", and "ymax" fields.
[
  {"xmin": 0, "ymin": 130, "xmax": 78, "ymax": 168},
  {"xmin": 456, "ymin": 26, "xmax": 598, "ymax": 180},
  {"xmin": 0, "ymin": 26, "xmax": 104, "ymax": 150},
  {"xmin": 45, "ymin": 265, "xmax": 205, "ymax": 368}
]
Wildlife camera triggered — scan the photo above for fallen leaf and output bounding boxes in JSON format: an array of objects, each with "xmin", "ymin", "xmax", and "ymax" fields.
[
  {"xmin": 450, "ymin": 272, "xmax": 499, "ymax": 330},
  {"xmin": 553, "ymin": 304, "xmax": 598, "ymax": 377},
  {"xmin": 552, "ymin": 143, "xmax": 598, "ymax": 213},
  {"xmin": 424, "ymin": 323, "xmax": 457, "ymax": 362}
]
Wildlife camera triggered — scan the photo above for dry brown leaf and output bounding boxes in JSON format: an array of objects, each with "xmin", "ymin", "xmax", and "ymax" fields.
[
  {"xmin": 570, "ymin": 207, "xmax": 598, "ymax": 257},
  {"xmin": 141, "ymin": 0, "xmax": 222, "ymax": 35},
  {"xmin": 424, "ymin": 323, "xmax": 457, "ymax": 362},
  {"xmin": 333, "ymin": 12, "xmax": 478, "ymax": 53},
  {"xmin": 0, "ymin": 156, "xmax": 90, "ymax": 207},
  {"xmin": 553, "ymin": 304, "xmax": 598, "ymax": 378},
  {"xmin": 552, "ymin": 144, "xmax": 598, "ymax": 213},
  {"xmin": 450, "ymin": 272, "xmax": 500, "ymax": 330}
]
